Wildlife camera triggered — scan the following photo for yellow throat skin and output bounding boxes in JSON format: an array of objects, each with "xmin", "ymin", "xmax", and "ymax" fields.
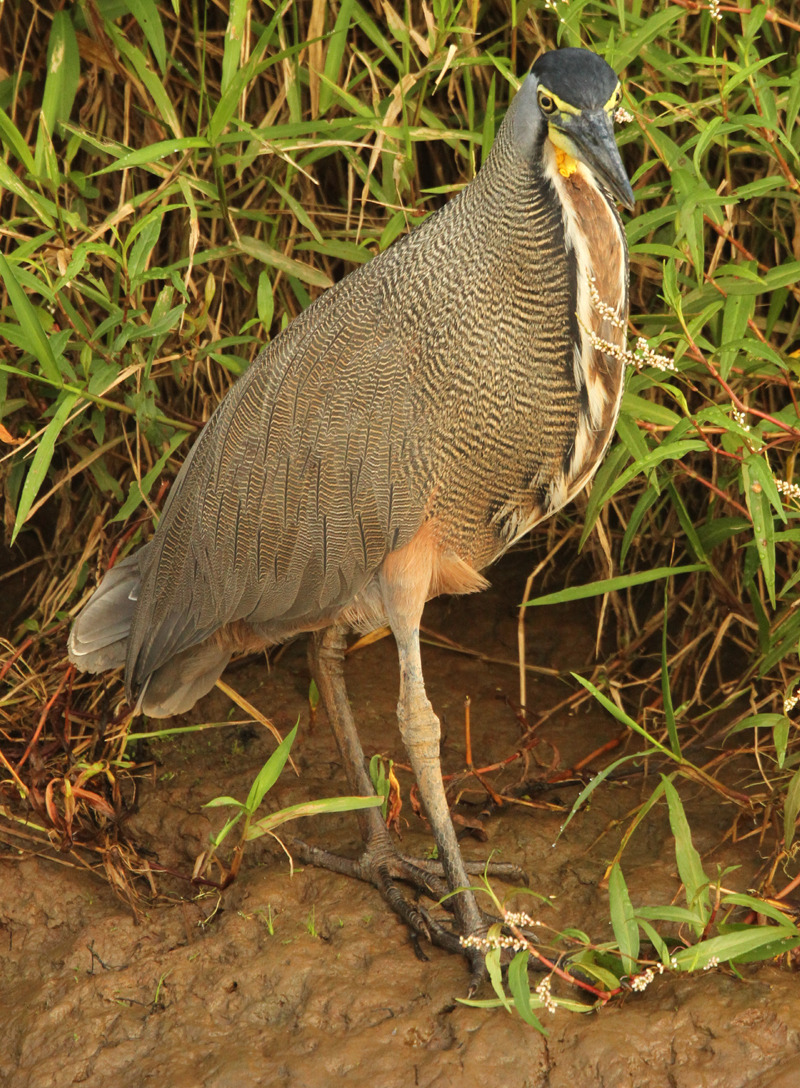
[
  {"xmin": 548, "ymin": 125, "xmax": 579, "ymax": 178},
  {"xmin": 554, "ymin": 145, "xmax": 577, "ymax": 178}
]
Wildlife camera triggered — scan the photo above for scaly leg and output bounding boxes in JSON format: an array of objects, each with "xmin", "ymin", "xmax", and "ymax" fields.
[
  {"xmin": 292, "ymin": 623, "xmax": 523, "ymax": 971},
  {"xmin": 391, "ymin": 620, "xmax": 486, "ymax": 949}
]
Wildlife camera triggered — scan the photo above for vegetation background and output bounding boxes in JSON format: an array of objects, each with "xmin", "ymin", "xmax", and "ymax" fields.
[{"xmin": 1, "ymin": 0, "xmax": 799, "ymax": 1006}]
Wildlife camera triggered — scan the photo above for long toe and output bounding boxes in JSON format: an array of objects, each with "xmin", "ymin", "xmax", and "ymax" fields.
[
  {"xmin": 288, "ymin": 835, "xmax": 515, "ymax": 967},
  {"xmin": 403, "ymin": 854, "xmax": 528, "ymax": 886}
]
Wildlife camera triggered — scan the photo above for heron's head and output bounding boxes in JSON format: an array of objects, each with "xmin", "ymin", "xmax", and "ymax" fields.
[{"xmin": 519, "ymin": 48, "xmax": 635, "ymax": 210}]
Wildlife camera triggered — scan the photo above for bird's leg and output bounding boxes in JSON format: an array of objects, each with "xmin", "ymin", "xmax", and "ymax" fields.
[
  {"xmin": 390, "ymin": 621, "xmax": 485, "ymax": 943},
  {"xmin": 294, "ymin": 624, "xmax": 522, "ymax": 965},
  {"xmin": 295, "ymin": 624, "xmax": 463, "ymax": 953}
]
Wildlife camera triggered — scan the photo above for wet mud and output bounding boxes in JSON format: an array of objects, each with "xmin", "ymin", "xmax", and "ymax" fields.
[{"xmin": 2, "ymin": 549, "xmax": 799, "ymax": 1087}]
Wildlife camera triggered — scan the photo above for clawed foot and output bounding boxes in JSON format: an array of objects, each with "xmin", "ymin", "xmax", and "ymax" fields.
[{"xmin": 287, "ymin": 834, "xmax": 527, "ymax": 992}]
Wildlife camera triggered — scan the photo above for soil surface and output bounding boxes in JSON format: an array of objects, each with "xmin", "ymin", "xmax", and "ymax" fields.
[{"xmin": 2, "ymin": 549, "xmax": 799, "ymax": 1088}]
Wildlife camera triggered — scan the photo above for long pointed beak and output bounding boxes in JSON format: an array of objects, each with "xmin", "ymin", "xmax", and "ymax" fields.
[{"xmin": 563, "ymin": 109, "xmax": 635, "ymax": 211}]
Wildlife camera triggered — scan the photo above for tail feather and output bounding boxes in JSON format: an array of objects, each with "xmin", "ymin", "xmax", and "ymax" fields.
[
  {"xmin": 70, "ymin": 546, "xmax": 234, "ymax": 718},
  {"xmin": 137, "ymin": 642, "xmax": 232, "ymax": 718},
  {"xmin": 68, "ymin": 553, "xmax": 142, "ymax": 673}
]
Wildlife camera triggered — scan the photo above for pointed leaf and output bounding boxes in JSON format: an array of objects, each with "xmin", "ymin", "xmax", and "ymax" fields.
[
  {"xmin": 245, "ymin": 723, "xmax": 299, "ymax": 814},
  {"xmin": 12, "ymin": 392, "xmax": 79, "ymax": 544},
  {"xmin": 126, "ymin": 0, "xmax": 167, "ymax": 71},
  {"xmin": 608, "ymin": 863, "xmax": 639, "ymax": 974},
  {"xmin": 662, "ymin": 776, "xmax": 710, "ymax": 928},
  {"xmin": 0, "ymin": 252, "xmax": 61, "ymax": 384}
]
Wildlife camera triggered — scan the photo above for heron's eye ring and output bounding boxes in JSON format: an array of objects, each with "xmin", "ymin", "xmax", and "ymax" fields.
[{"xmin": 538, "ymin": 94, "xmax": 556, "ymax": 115}]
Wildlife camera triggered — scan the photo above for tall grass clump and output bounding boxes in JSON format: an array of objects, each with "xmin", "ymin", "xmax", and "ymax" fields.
[{"xmin": 0, "ymin": 0, "xmax": 799, "ymax": 990}]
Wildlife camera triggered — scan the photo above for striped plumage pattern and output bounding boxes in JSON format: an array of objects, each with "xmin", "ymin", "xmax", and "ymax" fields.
[{"xmin": 69, "ymin": 65, "xmax": 629, "ymax": 718}]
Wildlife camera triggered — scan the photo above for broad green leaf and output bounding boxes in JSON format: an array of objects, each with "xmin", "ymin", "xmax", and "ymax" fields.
[
  {"xmin": 242, "ymin": 723, "xmax": 298, "ymax": 814},
  {"xmin": 745, "ymin": 452, "xmax": 788, "ymax": 524},
  {"xmin": 728, "ymin": 713, "xmax": 787, "ymax": 735},
  {"xmin": 507, "ymin": 952, "xmax": 546, "ymax": 1032},
  {"xmin": 34, "ymin": 11, "xmax": 80, "ymax": 177},
  {"xmin": 672, "ymin": 926, "xmax": 796, "ymax": 970},
  {"xmin": 635, "ymin": 918, "xmax": 671, "ymax": 966},
  {"xmin": 620, "ymin": 392, "xmax": 680, "ymax": 427},
  {"xmin": 774, "ymin": 717, "xmax": 790, "ymax": 769},
  {"xmin": 564, "ymin": 954, "xmax": 621, "ymax": 992},
  {"xmin": 608, "ymin": 864, "xmax": 639, "ymax": 975},
  {"xmin": 636, "ymin": 904, "xmax": 706, "ymax": 926},
  {"xmin": 743, "ymin": 456, "xmax": 778, "ymax": 607},
  {"xmin": 484, "ymin": 942, "xmax": 511, "ymax": 1011},
  {"xmin": 257, "ymin": 271, "xmax": 274, "ymax": 329},
  {"xmin": 695, "ymin": 516, "xmax": 751, "ymax": 553},
  {"xmin": 721, "ymin": 893, "xmax": 799, "ymax": 932},
  {"xmin": 731, "ymin": 935, "xmax": 800, "ymax": 965},
  {"xmin": 204, "ymin": 797, "xmax": 246, "ymax": 810},
  {"xmin": 662, "ymin": 776, "xmax": 710, "ymax": 928}
]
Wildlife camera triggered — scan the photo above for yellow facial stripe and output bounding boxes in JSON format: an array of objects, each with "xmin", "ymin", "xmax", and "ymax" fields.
[
  {"xmin": 538, "ymin": 85, "xmax": 581, "ymax": 116},
  {"xmin": 603, "ymin": 82, "xmax": 623, "ymax": 113}
]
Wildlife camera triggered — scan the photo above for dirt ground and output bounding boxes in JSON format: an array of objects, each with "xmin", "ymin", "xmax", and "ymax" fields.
[{"xmin": 2, "ymin": 549, "xmax": 799, "ymax": 1088}]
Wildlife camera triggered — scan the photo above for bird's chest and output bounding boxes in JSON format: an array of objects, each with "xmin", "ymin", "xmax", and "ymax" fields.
[{"xmin": 454, "ymin": 172, "xmax": 628, "ymax": 563}]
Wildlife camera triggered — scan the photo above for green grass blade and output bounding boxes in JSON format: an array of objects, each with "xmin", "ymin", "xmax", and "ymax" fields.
[
  {"xmin": 126, "ymin": 0, "xmax": 167, "ymax": 71},
  {"xmin": 94, "ymin": 137, "xmax": 210, "ymax": 175},
  {"xmin": 524, "ymin": 564, "xmax": 707, "ymax": 608},
  {"xmin": 238, "ymin": 235, "xmax": 332, "ymax": 288},
  {"xmin": 110, "ymin": 430, "xmax": 188, "ymax": 523},
  {"xmin": 556, "ymin": 748, "xmax": 662, "ymax": 839},
  {"xmin": 661, "ymin": 584, "xmax": 680, "ymax": 757},
  {"xmin": 243, "ymin": 723, "xmax": 299, "ymax": 814},
  {"xmin": 0, "ymin": 252, "xmax": 62, "ymax": 384},
  {"xmin": 320, "ymin": 0, "xmax": 355, "ymax": 116},
  {"xmin": 12, "ymin": 392, "xmax": 79, "ymax": 545},
  {"xmin": 0, "ymin": 105, "xmax": 36, "ymax": 174},
  {"xmin": 221, "ymin": 0, "xmax": 248, "ymax": 96},
  {"xmin": 784, "ymin": 767, "xmax": 800, "ymax": 851},
  {"xmin": 247, "ymin": 794, "xmax": 384, "ymax": 839}
]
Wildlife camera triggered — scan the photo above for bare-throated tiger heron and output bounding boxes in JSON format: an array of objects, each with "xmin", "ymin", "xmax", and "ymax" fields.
[{"xmin": 69, "ymin": 47, "xmax": 635, "ymax": 982}]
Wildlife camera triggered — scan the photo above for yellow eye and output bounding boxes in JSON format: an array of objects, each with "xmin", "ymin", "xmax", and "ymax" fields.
[{"xmin": 538, "ymin": 93, "xmax": 556, "ymax": 115}]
